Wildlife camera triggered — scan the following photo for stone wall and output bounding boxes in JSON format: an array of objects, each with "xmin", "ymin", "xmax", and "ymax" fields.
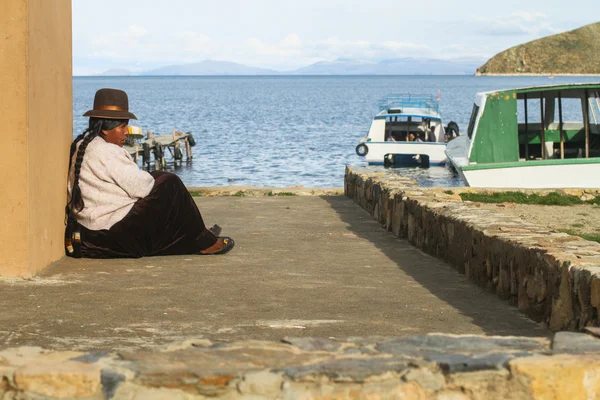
[
  {"xmin": 344, "ymin": 167, "xmax": 600, "ymax": 331},
  {"xmin": 1, "ymin": 332, "xmax": 600, "ymax": 399}
]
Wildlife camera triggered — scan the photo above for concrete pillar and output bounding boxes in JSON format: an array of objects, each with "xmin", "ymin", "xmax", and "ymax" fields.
[{"xmin": 0, "ymin": 0, "xmax": 72, "ymax": 277}]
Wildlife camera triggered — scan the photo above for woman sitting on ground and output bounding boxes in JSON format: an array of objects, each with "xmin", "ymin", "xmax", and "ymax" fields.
[{"xmin": 65, "ymin": 88, "xmax": 234, "ymax": 258}]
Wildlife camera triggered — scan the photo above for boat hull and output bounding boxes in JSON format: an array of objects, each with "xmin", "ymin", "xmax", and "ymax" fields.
[
  {"xmin": 364, "ymin": 142, "xmax": 447, "ymax": 166},
  {"xmin": 448, "ymin": 159, "xmax": 600, "ymax": 188}
]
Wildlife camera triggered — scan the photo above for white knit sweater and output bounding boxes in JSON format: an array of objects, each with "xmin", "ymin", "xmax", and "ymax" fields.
[{"xmin": 67, "ymin": 136, "xmax": 155, "ymax": 230}]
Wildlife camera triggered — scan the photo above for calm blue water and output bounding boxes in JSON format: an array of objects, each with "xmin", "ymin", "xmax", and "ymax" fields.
[{"xmin": 73, "ymin": 76, "xmax": 600, "ymax": 187}]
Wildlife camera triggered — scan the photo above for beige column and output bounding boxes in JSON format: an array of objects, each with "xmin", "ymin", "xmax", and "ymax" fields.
[{"xmin": 0, "ymin": 0, "xmax": 72, "ymax": 277}]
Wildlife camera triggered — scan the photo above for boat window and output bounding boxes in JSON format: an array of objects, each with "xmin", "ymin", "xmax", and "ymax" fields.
[
  {"xmin": 552, "ymin": 97, "xmax": 583, "ymax": 123},
  {"xmin": 517, "ymin": 99, "xmax": 541, "ymax": 124},
  {"xmin": 466, "ymin": 104, "xmax": 479, "ymax": 139}
]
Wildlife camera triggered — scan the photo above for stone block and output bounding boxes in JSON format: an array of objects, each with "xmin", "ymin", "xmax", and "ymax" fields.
[
  {"xmin": 283, "ymin": 380, "xmax": 430, "ymax": 400},
  {"xmin": 591, "ymin": 274, "xmax": 600, "ymax": 310},
  {"xmin": 446, "ymin": 370, "xmax": 532, "ymax": 400},
  {"xmin": 562, "ymin": 189, "xmax": 584, "ymax": 197},
  {"xmin": 402, "ymin": 368, "xmax": 445, "ymax": 391},
  {"xmin": 113, "ymin": 382, "xmax": 199, "ymax": 400},
  {"xmin": 375, "ymin": 335, "xmax": 548, "ymax": 356},
  {"xmin": 237, "ymin": 370, "xmax": 284, "ymax": 397},
  {"xmin": 552, "ymin": 332, "xmax": 600, "ymax": 354},
  {"xmin": 549, "ymin": 267, "xmax": 575, "ymax": 331},
  {"xmin": 14, "ymin": 361, "xmax": 101, "ymax": 398},
  {"xmin": 281, "ymin": 337, "xmax": 342, "ymax": 352},
  {"xmin": 0, "ymin": 365, "xmax": 15, "ymax": 384},
  {"xmin": 0, "ymin": 347, "xmax": 44, "ymax": 367},
  {"xmin": 280, "ymin": 357, "xmax": 411, "ymax": 382},
  {"xmin": 435, "ymin": 390, "xmax": 471, "ymax": 400},
  {"xmin": 427, "ymin": 352, "xmax": 523, "ymax": 374},
  {"xmin": 510, "ymin": 355, "xmax": 600, "ymax": 400}
]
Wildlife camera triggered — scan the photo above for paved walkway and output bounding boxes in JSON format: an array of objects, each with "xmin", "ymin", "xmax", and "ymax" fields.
[{"xmin": 0, "ymin": 196, "xmax": 548, "ymax": 351}]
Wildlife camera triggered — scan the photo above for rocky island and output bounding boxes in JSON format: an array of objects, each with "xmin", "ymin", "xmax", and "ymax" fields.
[{"xmin": 476, "ymin": 21, "xmax": 600, "ymax": 75}]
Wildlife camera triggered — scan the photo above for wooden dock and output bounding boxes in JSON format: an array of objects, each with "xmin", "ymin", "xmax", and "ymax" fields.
[{"xmin": 123, "ymin": 129, "xmax": 195, "ymax": 170}]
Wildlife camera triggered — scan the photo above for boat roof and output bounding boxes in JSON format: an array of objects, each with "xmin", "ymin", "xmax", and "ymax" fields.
[
  {"xmin": 375, "ymin": 94, "xmax": 442, "ymax": 120},
  {"xmin": 374, "ymin": 108, "xmax": 442, "ymax": 121},
  {"xmin": 475, "ymin": 82, "xmax": 600, "ymax": 98}
]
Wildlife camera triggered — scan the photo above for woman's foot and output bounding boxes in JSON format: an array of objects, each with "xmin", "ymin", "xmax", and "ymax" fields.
[{"xmin": 199, "ymin": 237, "xmax": 235, "ymax": 255}]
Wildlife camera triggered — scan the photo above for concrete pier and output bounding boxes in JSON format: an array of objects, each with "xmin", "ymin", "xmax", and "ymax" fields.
[{"xmin": 0, "ymin": 195, "xmax": 547, "ymax": 352}]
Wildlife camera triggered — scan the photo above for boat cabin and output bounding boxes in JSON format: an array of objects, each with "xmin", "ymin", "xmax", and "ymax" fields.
[
  {"xmin": 367, "ymin": 95, "xmax": 446, "ymax": 143},
  {"xmin": 466, "ymin": 83, "xmax": 600, "ymax": 164}
]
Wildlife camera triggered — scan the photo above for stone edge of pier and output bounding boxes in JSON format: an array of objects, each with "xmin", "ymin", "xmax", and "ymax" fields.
[
  {"xmin": 2, "ymin": 332, "xmax": 600, "ymax": 399},
  {"xmin": 344, "ymin": 165, "xmax": 600, "ymax": 332},
  {"xmin": 186, "ymin": 186, "xmax": 344, "ymax": 197}
]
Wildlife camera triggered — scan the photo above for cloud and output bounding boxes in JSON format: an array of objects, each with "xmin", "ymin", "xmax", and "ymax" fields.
[
  {"xmin": 174, "ymin": 31, "xmax": 212, "ymax": 55},
  {"xmin": 439, "ymin": 44, "xmax": 493, "ymax": 61},
  {"xmin": 281, "ymin": 34, "xmax": 302, "ymax": 48},
  {"xmin": 246, "ymin": 36, "xmax": 302, "ymax": 56},
  {"xmin": 83, "ymin": 25, "xmax": 216, "ymax": 65},
  {"xmin": 473, "ymin": 11, "xmax": 559, "ymax": 37},
  {"xmin": 305, "ymin": 37, "xmax": 429, "ymax": 61},
  {"xmin": 128, "ymin": 25, "xmax": 149, "ymax": 37},
  {"xmin": 78, "ymin": 28, "xmax": 479, "ymax": 72}
]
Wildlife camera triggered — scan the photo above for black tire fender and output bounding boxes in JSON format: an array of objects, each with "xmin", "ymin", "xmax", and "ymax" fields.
[
  {"xmin": 383, "ymin": 154, "xmax": 394, "ymax": 167},
  {"xmin": 186, "ymin": 132, "xmax": 196, "ymax": 147},
  {"xmin": 356, "ymin": 143, "xmax": 369, "ymax": 156}
]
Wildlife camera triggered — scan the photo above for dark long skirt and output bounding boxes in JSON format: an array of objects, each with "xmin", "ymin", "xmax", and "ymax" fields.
[{"xmin": 76, "ymin": 172, "xmax": 217, "ymax": 258}]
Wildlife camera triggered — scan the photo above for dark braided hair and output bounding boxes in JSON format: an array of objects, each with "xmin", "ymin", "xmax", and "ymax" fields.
[{"xmin": 68, "ymin": 117, "xmax": 128, "ymax": 212}]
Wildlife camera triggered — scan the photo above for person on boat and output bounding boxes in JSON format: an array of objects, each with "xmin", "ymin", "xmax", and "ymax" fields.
[
  {"xmin": 426, "ymin": 127, "xmax": 436, "ymax": 142},
  {"xmin": 64, "ymin": 88, "xmax": 234, "ymax": 258}
]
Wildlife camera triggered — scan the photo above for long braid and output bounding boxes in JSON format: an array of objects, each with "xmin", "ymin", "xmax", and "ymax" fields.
[
  {"xmin": 69, "ymin": 131, "xmax": 88, "ymax": 166},
  {"xmin": 70, "ymin": 119, "xmax": 103, "ymax": 212},
  {"xmin": 66, "ymin": 130, "xmax": 88, "ymax": 215}
]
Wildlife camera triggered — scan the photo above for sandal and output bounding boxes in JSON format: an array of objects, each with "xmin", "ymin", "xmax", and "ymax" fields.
[{"xmin": 200, "ymin": 237, "xmax": 235, "ymax": 255}]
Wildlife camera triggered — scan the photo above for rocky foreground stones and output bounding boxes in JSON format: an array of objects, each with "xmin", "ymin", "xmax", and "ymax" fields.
[{"xmin": 1, "ymin": 333, "xmax": 600, "ymax": 399}]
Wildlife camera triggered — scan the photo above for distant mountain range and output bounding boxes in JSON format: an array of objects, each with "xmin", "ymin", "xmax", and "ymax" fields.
[
  {"xmin": 476, "ymin": 21, "xmax": 600, "ymax": 75},
  {"xmin": 95, "ymin": 58, "xmax": 482, "ymax": 76}
]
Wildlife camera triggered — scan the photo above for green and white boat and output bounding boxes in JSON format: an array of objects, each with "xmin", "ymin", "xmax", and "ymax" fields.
[{"xmin": 446, "ymin": 83, "xmax": 600, "ymax": 188}]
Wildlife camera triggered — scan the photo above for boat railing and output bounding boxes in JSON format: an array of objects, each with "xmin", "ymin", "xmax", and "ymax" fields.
[{"xmin": 378, "ymin": 94, "xmax": 439, "ymax": 114}]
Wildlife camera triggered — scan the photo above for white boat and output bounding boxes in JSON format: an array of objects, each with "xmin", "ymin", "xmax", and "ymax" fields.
[
  {"xmin": 356, "ymin": 95, "xmax": 458, "ymax": 167},
  {"xmin": 446, "ymin": 83, "xmax": 600, "ymax": 188}
]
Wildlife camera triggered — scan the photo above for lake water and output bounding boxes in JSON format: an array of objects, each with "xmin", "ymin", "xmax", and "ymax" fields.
[{"xmin": 73, "ymin": 75, "xmax": 600, "ymax": 188}]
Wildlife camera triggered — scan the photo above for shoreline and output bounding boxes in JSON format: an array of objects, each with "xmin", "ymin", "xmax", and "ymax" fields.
[{"xmin": 475, "ymin": 72, "xmax": 600, "ymax": 77}]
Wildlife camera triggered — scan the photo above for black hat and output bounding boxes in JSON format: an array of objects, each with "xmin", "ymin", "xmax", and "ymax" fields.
[{"xmin": 83, "ymin": 88, "xmax": 137, "ymax": 120}]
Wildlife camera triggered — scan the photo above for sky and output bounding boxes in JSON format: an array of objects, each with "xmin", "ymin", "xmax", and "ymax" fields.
[{"xmin": 72, "ymin": 0, "xmax": 599, "ymax": 75}]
